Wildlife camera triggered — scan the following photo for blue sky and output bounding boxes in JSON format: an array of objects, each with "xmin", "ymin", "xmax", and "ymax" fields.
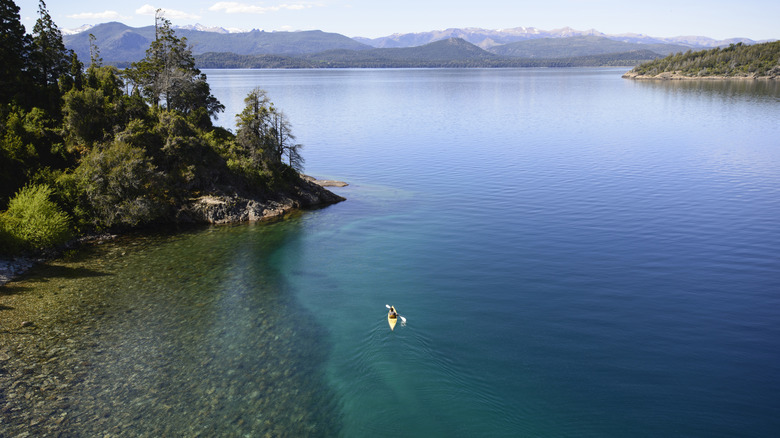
[{"xmin": 14, "ymin": 0, "xmax": 780, "ymax": 40}]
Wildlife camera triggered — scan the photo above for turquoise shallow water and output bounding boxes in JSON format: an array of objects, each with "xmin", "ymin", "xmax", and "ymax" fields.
[{"xmin": 4, "ymin": 69, "xmax": 779, "ymax": 436}]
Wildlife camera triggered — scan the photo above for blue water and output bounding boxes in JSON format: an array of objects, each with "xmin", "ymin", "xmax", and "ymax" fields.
[
  {"xmin": 204, "ymin": 69, "xmax": 780, "ymax": 436},
  {"xmin": 6, "ymin": 69, "xmax": 778, "ymax": 436}
]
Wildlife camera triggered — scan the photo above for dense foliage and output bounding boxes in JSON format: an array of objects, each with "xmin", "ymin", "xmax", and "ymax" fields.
[
  {"xmin": 0, "ymin": 183, "xmax": 71, "ymax": 251},
  {"xmin": 629, "ymin": 41, "xmax": 780, "ymax": 78},
  {"xmin": 0, "ymin": 2, "xmax": 309, "ymax": 255}
]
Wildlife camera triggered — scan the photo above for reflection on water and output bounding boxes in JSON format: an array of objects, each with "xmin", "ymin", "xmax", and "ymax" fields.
[
  {"xmin": 633, "ymin": 77, "xmax": 780, "ymax": 99},
  {"xmin": 0, "ymin": 222, "xmax": 338, "ymax": 437}
]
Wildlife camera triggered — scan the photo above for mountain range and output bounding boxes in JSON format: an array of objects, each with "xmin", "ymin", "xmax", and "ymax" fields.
[
  {"xmin": 62, "ymin": 22, "xmax": 770, "ymax": 68},
  {"xmin": 352, "ymin": 26, "xmax": 762, "ymax": 50}
]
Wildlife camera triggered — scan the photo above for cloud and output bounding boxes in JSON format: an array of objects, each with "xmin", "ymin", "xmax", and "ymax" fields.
[
  {"xmin": 67, "ymin": 10, "xmax": 130, "ymax": 20},
  {"xmin": 136, "ymin": 4, "xmax": 201, "ymax": 20},
  {"xmin": 209, "ymin": 2, "xmax": 312, "ymax": 14}
]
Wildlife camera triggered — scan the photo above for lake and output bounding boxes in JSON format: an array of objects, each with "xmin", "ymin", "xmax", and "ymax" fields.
[{"xmin": 3, "ymin": 68, "xmax": 780, "ymax": 436}]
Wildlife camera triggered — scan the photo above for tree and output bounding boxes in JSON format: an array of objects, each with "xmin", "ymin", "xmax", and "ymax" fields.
[
  {"xmin": 0, "ymin": 0, "xmax": 30, "ymax": 105},
  {"xmin": 62, "ymin": 86, "xmax": 110, "ymax": 150},
  {"xmin": 88, "ymin": 33, "xmax": 102, "ymax": 68},
  {"xmin": 127, "ymin": 10, "xmax": 223, "ymax": 119},
  {"xmin": 270, "ymin": 110, "xmax": 304, "ymax": 171},
  {"xmin": 30, "ymin": 0, "xmax": 69, "ymax": 88},
  {"xmin": 236, "ymin": 88, "xmax": 273, "ymax": 164},
  {"xmin": 59, "ymin": 50, "xmax": 84, "ymax": 92},
  {"xmin": 235, "ymin": 88, "xmax": 305, "ymax": 174}
]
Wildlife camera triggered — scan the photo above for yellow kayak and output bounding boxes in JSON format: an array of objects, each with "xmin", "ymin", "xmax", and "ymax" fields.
[{"xmin": 388, "ymin": 306, "xmax": 398, "ymax": 330}]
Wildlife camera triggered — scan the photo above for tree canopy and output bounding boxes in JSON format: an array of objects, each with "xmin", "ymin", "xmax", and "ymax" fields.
[{"xmin": 0, "ymin": 2, "xmax": 314, "ymax": 255}]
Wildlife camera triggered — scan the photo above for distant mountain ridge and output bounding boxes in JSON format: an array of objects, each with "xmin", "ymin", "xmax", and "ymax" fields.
[
  {"xmin": 195, "ymin": 38, "xmax": 663, "ymax": 69},
  {"xmin": 488, "ymin": 35, "xmax": 691, "ymax": 58},
  {"xmin": 62, "ymin": 22, "xmax": 250, "ymax": 36},
  {"xmin": 351, "ymin": 26, "xmax": 763, "ymax": 49},
  {"xmin": 65, "ymin": 22, "xmax": 767, "ymax": 49},
  {"xmin": 63, "ymin": 22, "xmax": 370, "ymax": 65},
  {"xmin": 63, "ymin": 22, "xmax": 772, "ymax": 68}
]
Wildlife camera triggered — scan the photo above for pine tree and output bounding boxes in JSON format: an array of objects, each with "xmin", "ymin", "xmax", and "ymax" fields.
[
  {"xmin": 0, "ymin": 0, "xmax": 30, "ymax": 105},
  {"xmin": 127, "ymin": 10, "xmax": 223, "ymax": 118},
  {"xmin": 30, "ymin": 0, "xmax": 69, "ymax": 88}
]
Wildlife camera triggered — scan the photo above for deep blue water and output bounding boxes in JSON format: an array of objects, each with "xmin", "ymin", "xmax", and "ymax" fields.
[
  {"xmin": 204, "ymin": 69, "xmax": 780, "ymax": 436},
  {"xmin": 8, "ymin": 69, "xmax": 778, "ymax": 436}
]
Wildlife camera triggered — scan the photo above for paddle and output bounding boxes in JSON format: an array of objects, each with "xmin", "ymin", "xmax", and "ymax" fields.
[{"xmin": 385, "ymin": 304, "xmax": 407, "ymax": 325}]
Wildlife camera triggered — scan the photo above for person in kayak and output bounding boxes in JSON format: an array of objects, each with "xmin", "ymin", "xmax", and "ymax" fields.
[{"xmin": 388, "ymin": 306, "xmax": 398, "ymax": 319}]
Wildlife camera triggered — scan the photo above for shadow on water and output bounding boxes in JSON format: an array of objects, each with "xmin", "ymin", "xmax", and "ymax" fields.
[
  {"xmin": 0, "ymin": 285, "xmax": 29, "ymax": 297},
  {"xmin": 0, "ymin": 221, "xmax": 341, "ymax": 437},
  {"xmin": 21, "ymin": 265, "xmax": 112, "ymax": 282}
]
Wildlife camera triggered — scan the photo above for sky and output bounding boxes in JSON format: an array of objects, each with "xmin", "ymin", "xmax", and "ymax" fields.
[{"xmin": 14, "ymin": 0, "xmax": 780, "ymax": 41}]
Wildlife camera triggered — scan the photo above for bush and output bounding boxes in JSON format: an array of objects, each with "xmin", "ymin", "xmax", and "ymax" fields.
[
  {"xmin": 73, "ymin": 140, "xmax": 168, "ymax": 229},
  {"xmin": 0, "ymin": 217, "xmax": 23, "ymax": 254},
  {"xmin": 1, "ymin": 184, "xmax": 72, "ymax": 253}
]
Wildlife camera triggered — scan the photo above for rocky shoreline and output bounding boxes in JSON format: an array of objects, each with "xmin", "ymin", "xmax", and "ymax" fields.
[
  {"xmin": 178, "ymin": 175, "xmax": 346, "ymax": 224},
  {"xmin": 0, "ymin": 175, "xmax": 346, "ymax": 287},
  {"xmin": 1, "ymin": 175, "xmax": 346, "ymax": 435},
  {"xmin": 622, "ymin": 70, "xmax": 780, "ymax": 80}
]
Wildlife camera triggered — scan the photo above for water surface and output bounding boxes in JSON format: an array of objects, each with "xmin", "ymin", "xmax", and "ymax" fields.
[{"xmin": 3, "ymin": 69, "xmax": 780, "ymax": 436}]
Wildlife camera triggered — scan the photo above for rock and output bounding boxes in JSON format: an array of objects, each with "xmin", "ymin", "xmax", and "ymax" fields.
[
  {"xmin": 178, "ymin": 175, "xmax": 345, "ymax": 224},
  {"xmin": 301, "ymin": 174, "xmax": 349, "ymax": 187}
]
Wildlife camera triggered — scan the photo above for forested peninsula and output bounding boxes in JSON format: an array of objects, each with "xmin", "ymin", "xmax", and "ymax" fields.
[
  {"xmin": 623, "ymin": 41, "xmax": 780, "ymax": 79},
  {"xmin": 0, "ymin": 2, "xmax": 343, "ymax": 260}
]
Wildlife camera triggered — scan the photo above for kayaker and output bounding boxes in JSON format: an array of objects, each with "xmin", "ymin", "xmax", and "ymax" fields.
[{"xmin": 388, "ymin": 306, "xmax": 397, "ymax": 318}]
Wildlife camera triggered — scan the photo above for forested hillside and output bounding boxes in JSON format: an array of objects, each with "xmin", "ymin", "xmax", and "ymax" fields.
[
  {"xmin": 625, "ymin": 41, "xmax": 780, "ymax": 78},
  {"xmin": 195, "ymin": 38, "xmax": 659, "ymax": 68},
  {"xmin": 488, "ymin": 35, "xmax": 688, "ymax": 58},
  {"xmin": 68, "ymin": 22, "xmax": 666, "ymax": 68},
  {"xmin": 63, "ymin": 22, "xmax": 370, "ymax": 65},
  {"xmin": 1, "ymin": 1, "xmax": 339, "ymax": 256}
]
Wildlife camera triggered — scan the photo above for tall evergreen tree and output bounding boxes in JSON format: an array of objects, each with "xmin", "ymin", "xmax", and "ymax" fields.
[
  {"xmin": 236, "ymin": 88, "xmax": 274, "ymax": 168},
  {"xmin": 88, "ymin": 33, "xmax": 102, "ymax": 68},
  {"xmin": 236, "ymin": 88, "xmax": 304, "ymax": 172},
  {"xmin": 30, "ymin": 0, "xmax": 69, "ymax": 88},
  {"xmin": 127, "ymin": 10, "xmax": 223, "ymax": 118},
  {"xmin": 0, "ymin": 0, "xmax": 30, "ymax": 105}
]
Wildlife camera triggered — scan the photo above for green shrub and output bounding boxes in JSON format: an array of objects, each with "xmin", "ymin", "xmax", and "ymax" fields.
[
  {"xmin": 1, "ymin": 184, "xmax": 72, "ymax": 253},
  {"xmin": 73, "ymin": 141, "xmax": 167, "ymax": 229},
  {"xmin": 0, "ymin": 216, "xmax": 23, "ymax": 254}
]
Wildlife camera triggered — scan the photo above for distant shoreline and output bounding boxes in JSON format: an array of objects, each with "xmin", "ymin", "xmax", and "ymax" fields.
[{"xmin": 622, "ymin": 71, "xmax": 780, "ymax": 80}]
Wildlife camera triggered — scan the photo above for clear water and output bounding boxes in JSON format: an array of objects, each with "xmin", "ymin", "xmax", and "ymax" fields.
[{"xmin": 10, "ymin": 69, "xmax": 780, "ymax": 436}]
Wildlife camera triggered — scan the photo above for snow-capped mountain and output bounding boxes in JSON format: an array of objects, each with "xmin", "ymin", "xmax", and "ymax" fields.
[
  {"xmin": 354, "ymin": 26, "xmax": 762, "ymax": 49},
  {"xmin": 62, "ymin": 24, "xmax": 94, "ymax": 35},
  {"xmin": 63, "ymin": 22, "xmax": 766, "ymax": 51},
  {"xmin": 64, "ymin": 23, "xmax": 249, "ymax": 35},
  {"xmin": 173, "ymin": 24, "xmax": 249, "ymax": 34}
]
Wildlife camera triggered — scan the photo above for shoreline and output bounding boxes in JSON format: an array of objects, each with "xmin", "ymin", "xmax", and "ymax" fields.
[
  {"xmin": 0, "ymin": 175, "xmax": 347, "ymax": 288},
  {"xmin": 622, "ymin": 71, "xmax": 780, "ymax": 80}
]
